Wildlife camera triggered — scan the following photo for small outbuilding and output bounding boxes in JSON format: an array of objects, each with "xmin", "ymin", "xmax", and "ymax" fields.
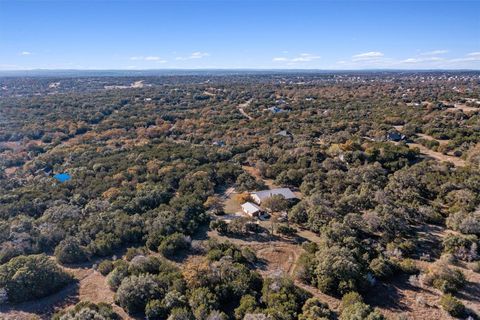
[
  {"xmin": 241, "ymin": 202, "xmax": 263, "ymax": 217},
  {"xmin": 386, "ymin": 132, "xmax": 406, "ymax": 142}
]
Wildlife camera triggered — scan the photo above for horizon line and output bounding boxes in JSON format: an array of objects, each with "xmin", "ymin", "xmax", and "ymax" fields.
[{"xmin": 1, "ymin": 67, "xmax": 480, "ymax": 73}]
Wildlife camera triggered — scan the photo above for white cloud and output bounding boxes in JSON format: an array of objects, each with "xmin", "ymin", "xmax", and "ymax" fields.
[
  {"xmin": 448, "ymin": 52, "xmax": 480, "ymax": 63},
  {"xmin": 272, "ymin": 53, "xmax": 320, "ymax": 63},
  {"xmin": 292, "ymin": 53, "xmax": 321, "ymax": 62},
  {"xmin": 129, "ymin": 56, "xmax": 167, "ymax": 63},
  {"xmin": 20, "ymin": 51, "xmax": 32, "ymax": 55},
  {"xmin": 352, "ymin": 51, "xmax": 384, "ymax": 61},
  {"xmin": 420, "ymin": 50, "xmax": 448, "ymax": 56},
  {"xmin": 176, "ymin": 51, "xmax": 210, "ymax": 60},
  {"xmin": 144, "ymin": 56, "xmax": 163, "ymax": 61},
  {"xmin": 400, "ymin": 56, "xmax": 445, "ymax": 64},
  {"xmin": 190, "ymin": 51, "xmax": 209, "ymax": 59}
]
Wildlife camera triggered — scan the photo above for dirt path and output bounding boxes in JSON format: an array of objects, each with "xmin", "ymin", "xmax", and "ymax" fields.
[
  {"xmin": 409, "ymin": 142, "xmax": 466, "ymax": 167},
  {"xmin": 416, "ymin": 133, "xmax": 450, "ymax": 146},
  {"xmin": 0, "ymin": 263, "xmax": 132, "ymax": 320},
  {"xmin": 62, "ymin": 266, "xmax": 131, "ymax": 319},
  {"xmin": 237, "ymin": 99, "xmax": 253, "ymax": 120},
  {"xmin": 242, "ymin": 165, "xmax": 278, "ymax": 189},
  {"xmin": 392, "ymin": 126, "xmax": 465, "ymax": 167},
  {"xmin": 445, "ymin": 102, "xmax": 480, "ymax": 114}
]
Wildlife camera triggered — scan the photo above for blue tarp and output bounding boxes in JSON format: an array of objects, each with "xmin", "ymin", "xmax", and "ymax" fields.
[{"xmin": 53, "ymin": 173, "xmax": 71, "ymax": 182}]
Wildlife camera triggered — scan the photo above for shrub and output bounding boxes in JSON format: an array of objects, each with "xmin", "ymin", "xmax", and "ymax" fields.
[
  {"xmin": 299, "ymin": 297, "xmax": 334, "ymax": 320},
  {"xmin": 188, "ymin": 287, "xmax": 219, "ymax": 320},
  {"xmin": 422, "ymin": 263, "xmax": 466, "ymax": 293},
  {"xmin": 52, "ymin": 301, "xmax": 119, "ymax": 320},
  {"xmin": 158, "ymin": 233, "xmax": 191, "ymax": 259},
  {"xmin": 0, "ymin": 254, "xmax": 74, "ymax": 303},
  {"xmin": 145, "ymin": 299, "xmax": 168, "ymax": 320},
  {"xmin": 439, "ymin": 294, "xmax": 465, "ymax": 318},
  {"xmin": 241, "ymin": 247, "xmax": 257, "ymax": 264},
  {"xmin": 88, "ymin": 232, "xmax": 121, "ymax": 257},
  {"xmin": 209, "ymin": 220, "xmax": 228, "ymax": 234},
  {"xmin": 107, "ymin": 266, "xmax": 129, "ymax": 290},
  {"xmin": 128, "ymin": 255, "xmax": 161, "ymax": 275},
  {"xmin": 369, "ymin": 257, "xmax": 394, "ymax": 279},
  {"xmin": 168, "ymin": 307, "xmax": 195, "ymax": 320},
  {"xmin": 262, "ymin": 277, "xmax": 311, "ymax": 320},
  {"xmin": 125, "ymin": 247, "xmax": 147, "ymax": 261},
  {"xmin": 54, "ymin": 237, "xmax": 88, "ymax": 264},
  {"xmin": 340, "ymin": 293, "xmax": 385, "ymax": 320},
  {"xmin": 442, "ymin": 234, "xmax": 478, "ymax": 261},
  {"xmin": 340, "ymin": 291, "xmax": 363, "ymax": 310},
  {"xmin": 315, "ymin": 246, "xmax": 367, "ymax": 295},
  {"xmin": 97, "ymin": 259, "xmax": 114, "ymax": 276},
  {"xmin": 234, "ymin": 295, "xmax": 258, "ymax": 320},
  {"xmin": 302, "ymin": 242, "xmax": 318, "ymax": 254},
  {"xmin": 115, "ymin": 274, "xmax": 163, "ymax": 314},
  {"xmin": 163, "ymin": 290, "xmax": 188, "ymax": 310},
  {"xmin": 277, "ymin": 225, "xmax": 297, "ymax": 237},
  {"xmin": 395, "ymin": 258, "xmax": 419, "ymax": 274}
]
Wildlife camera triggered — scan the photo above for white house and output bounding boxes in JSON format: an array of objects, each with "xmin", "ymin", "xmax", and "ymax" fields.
[
  {"xmin": 241, "ymin": 202, "xmax": 263, "ymax": 217},
  {"xmin": 250, "ymin": 188, "xmax": 297, "ymax": 205}
]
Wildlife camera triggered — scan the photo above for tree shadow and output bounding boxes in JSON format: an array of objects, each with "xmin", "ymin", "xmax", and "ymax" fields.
[
  {"xmin": 411, "ymin": 224, "xmax": 444, "ymax": 260},
  {"xmin": 0, "ymin": 280, "xmax": 80, "ymax": 318},
  {"xmin": 191, "ymin": 222, "xmax": 209, "ymax": 241},
  {"xmin": 456, "ymin": 280, "xmax": 480, "ymax": 305},
  {"xmin": 364, "ymin": 273, "xmax": 436, "ymax": 312}
]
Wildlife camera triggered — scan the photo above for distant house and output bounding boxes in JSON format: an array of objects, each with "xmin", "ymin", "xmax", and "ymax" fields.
[
  {"xmin": 266, "ymin": 106, "xmax": 285, "ymax": 114},
  {"xmin": 386, "ymin": 132, "xmax": 406, "ymax": 142},
  {"xmin": 251, "ymin": 188, "xmax": 297, "ymax": 205},
  {"xmin": 276, "ymin": 130, "xmax": 293, "ymax": 138},
  {"xmin": 241, "ymin": 202, "xmax": 263, "ymax": 217},
  {"xmin": 53, "ymin": 173, "xmax": 71, "ymax": 183},
  {"xmin": 212, "ymin": 140, "xmax": 225, "ymax": 147}
]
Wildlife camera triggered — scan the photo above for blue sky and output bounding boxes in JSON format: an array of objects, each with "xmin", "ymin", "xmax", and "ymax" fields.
[{"xmin": 1, "ymin": 0, "xmax": 479, "ymax": 70}]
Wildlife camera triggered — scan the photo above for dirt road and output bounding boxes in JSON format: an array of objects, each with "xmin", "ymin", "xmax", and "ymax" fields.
[{"xmin": 238, "ymin": 99, "xmax": 253, "ymax": 120}]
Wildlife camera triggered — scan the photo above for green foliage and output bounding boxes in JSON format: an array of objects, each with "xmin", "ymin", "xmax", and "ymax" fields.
[
  {"xmin": 369, "ymin": 257, "xmax": 394, "ymax": 279},
  {"xmin": 188, "ymin": 287, "xmax": 219, "ymax": 319},
  {"xmin": 107, "ymin": 265, "xmax": 129, "ymax": 290},
  {"xmin": 125, "ymin": 247, "xmax": 148, "ymax": 261},
  {"xmin": 158, "ymin": 233, "xmax": 191, "ymax": 259},
  {"xmin": 299, "ymin": 297, "xmax": 334, "ymax": 320},
  {"xmin": 277, "ymin": 225, "xmax": 297, "ymax": 237},
  {"xmin": 87, "ymin": 232, "xmax": 121, "ymax": 257},
  {"xmin": 115, "ymin": 274, "xmax": 163, "ymax": 314},
  {"xmin": 145, "ymin": 299, "xmax": 168, "ymax": 320},
  {"xmin": 262, "ymin": 277, "xmax": 311, "ymax": 320},
  {"xmin": 234, "ymin": 295, "xmax": 258, "ymax": 320},
  {"xmin": 168, "ymin": 307, "xmax": 195, "ymax": 320},
  {"xmin": 209, "ymin": 220, "xmax": 228, "ymax": 234},
  {"xmin": 54, "ymin": 237, "xmax": 88, "ymax": 264},
  {"xmin": 235, "ymin": 173, "xmax": 266, "ymax": 192},
  {"xmin": 442, "ymin": 234, "xmax": 478, "ymax": 261},
  {"xmin": 423, "ymin": 263, "xmax": 466, "ymax": 293},
  {"xmin": 262, "ymin": 195, "xmax": 290, "ymax": 213},
  {"xmin": 340, "ymin": 293, "xmax": 385, "ymax": 320},
  {"xmin": 97, "ymin": 259, "xmax": 115, "ymax": 276},
  {"xmin": 315, "ymin": 245, "xmax": 367, "ymax": 296},
  {"xmin": 0, "ymin": 254, "xmax": 74, "ymax": 303},
  {"xmin": 439, "ymin": 294, "xmax": 465, "ymax": 318},
  {"xmin": 394, "ymin": 258, "xmax": 419, "ymax": 274},
  {"xmin": 53, "ymin": 301, "xmax": 119, "ymax": 320}
]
